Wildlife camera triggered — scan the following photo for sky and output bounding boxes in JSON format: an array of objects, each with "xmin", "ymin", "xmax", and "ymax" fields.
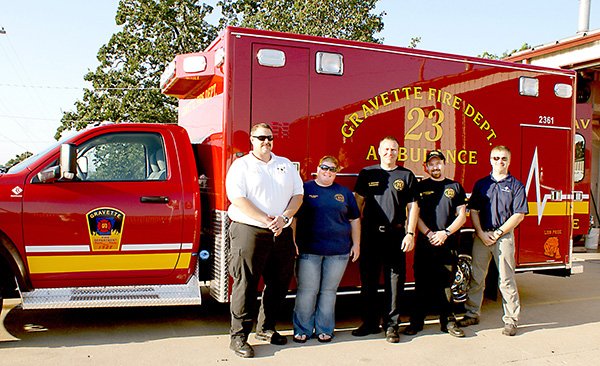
[{"xmin": 1, "ymin": 0, "xmax": 599, "ymax": 165}]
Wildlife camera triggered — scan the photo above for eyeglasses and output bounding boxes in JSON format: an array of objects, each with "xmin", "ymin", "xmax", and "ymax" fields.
[
  {"xmin": 252, "ymin": 135, "xmax": 274, "ymax": 141},
  {"xmin": 319, "ymin": 164, "xmax": 338, "ymax": 172},
  {"xmin": 491, "ymin": 156, "xmax": 508, "ymax": 161}
]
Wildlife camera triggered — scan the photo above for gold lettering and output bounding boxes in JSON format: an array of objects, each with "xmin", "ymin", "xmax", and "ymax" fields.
[
  {"xmin": 428, "ymin": 88, "xmax": 438, "ymax": 102},
  {"xmin": 380, "ymin": 92, "xmax": 391, "ymax": 106},
  {"xmin": 390, "ymin": 88, "xmax": 401, "ymax": 101},
  {"xmin": 469, "ymin": 150, "xmax": 477, "ymax": 164},
  {"xmin": 349, "ymin": 113, "xmax": 363, "ymax": 128},
  {"xmin": 442, "ymin": 91, "xmax": 452, "ymax": 106},
  {"xmin": 445, "ymin": 150, "xmax": 456, "ymax": 164},
  {"xmin": 480, "ymin": 120, "xmax": 491, "ymax": 131},
  {"xmin": 573, "ymin": 218, "xmax": 580, "ymax": 229},
  {"xmin": 398, "ymin": 147, "xmax": 408, "ymax": 162},
  {"xmin": 402, "ymin": 87, "xmax": 412, "ymax": 99},
  {"xmin": 362, "ymin": 103, "xmax": 374, "ymax": 117},
  {"xmin": 464, "ymin": 104, "xmax": 475, "ymax": 118},
  {"xmin": 368, "ymin": 97, "xmax": 380, "ymax": 111},
  {"xmin": 452, "ymin": 95, "xmax": 462, "ymax": 110},
  {"xmin": 457, "ymin": 150, "xmax": 468, "ymax": 164},
  {"xmin": 473, "ymin": 112, "xmax": 483, "ymax": 125},
  {"xmin": 341, "ymin": 123, "xmax": 354, "ymax": 138},
  {"xmin": 487, "ymin": 130, "xmax": 497, "ymax": 140},
  {"xmin": 414, "ymin": 87, "xmax": 423, "ymax": 100},
  {"xmin": 366, "ymin": 145, "xmax": 378, "ymax": 160}
]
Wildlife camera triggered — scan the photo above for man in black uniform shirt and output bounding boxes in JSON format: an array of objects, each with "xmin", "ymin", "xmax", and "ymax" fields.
[
  {"xmin": 403, "ymin": 150, "xmax": 467, "ymax": 338},
  {"xmin": 352, "ymin": 136, "xmax": 419, "ymax": 343}
]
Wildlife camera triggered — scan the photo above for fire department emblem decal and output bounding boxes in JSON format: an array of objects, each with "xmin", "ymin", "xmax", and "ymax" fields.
[
  {"xmin": 335, "ymin": 193, "xmax": 345, "ymax": 202},
  {"xmin": 86, "ymin": 207, "xmax": 125, "ymax": 251},
  {"xmin": 444, "ymin": 188, "xmax": 456, "ymax": 199},
  {"xmin": 393, "ymin": 179, "xmax": 405, "ymax": 191}
]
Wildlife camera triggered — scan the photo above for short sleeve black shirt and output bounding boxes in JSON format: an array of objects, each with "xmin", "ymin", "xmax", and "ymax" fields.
[
  {"xmin": 417, "ymin": 178, "xmax": 467, "ymax": 231},
  {"xmin": 354, "ymin": 164, "xmax": 418, "ymax": 229},
  {"xmin": 468, "ymin": 173, "xmax": 529, "ymax": 230}
]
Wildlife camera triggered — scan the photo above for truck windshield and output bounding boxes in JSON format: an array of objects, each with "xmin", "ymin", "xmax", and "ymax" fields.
[{"xmin": 6, "ymin": 139, "xmax": 63, "ymax": 174}]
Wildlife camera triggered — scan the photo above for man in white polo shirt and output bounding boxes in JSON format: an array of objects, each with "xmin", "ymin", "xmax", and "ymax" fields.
[{"xmin": 226, "ymin": 123, "xmax": 304, "ymax": 358}]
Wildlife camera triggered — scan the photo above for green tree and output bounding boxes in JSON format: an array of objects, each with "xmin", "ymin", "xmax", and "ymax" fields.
[
  {"xmin": 58, "ymin": 0, "xmax": 218, "ymax": 139},
  {"xmin": 218, "ymin": 0, "xmax": 385, "ymax": 43},
  {"xmin": 479, "ymin": 43, "xmax": 531, "ymax": 60}
]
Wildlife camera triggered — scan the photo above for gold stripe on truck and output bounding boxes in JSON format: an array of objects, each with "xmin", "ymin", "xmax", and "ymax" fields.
[{"xmin": 27, "ymin": 253, "xmax": 192, "ymax": 274}]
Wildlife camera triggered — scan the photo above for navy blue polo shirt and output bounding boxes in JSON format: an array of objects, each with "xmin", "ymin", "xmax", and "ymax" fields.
[
  {"xmin": 354, "ymin": 164, "xmax": 418, "ymax": 229},
  {"xmin": 468, "ymin": 173, "xmax": 528, "ymax": 231}
]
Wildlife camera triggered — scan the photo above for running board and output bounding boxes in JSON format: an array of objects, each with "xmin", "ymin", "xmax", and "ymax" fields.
[{"xmin": 19, "ymin": 276, "xmax": 202, "ymax": 309}]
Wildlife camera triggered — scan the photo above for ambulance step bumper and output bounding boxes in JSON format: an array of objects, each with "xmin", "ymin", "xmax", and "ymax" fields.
[{"xmin": 20, "ymin": 276, "xmax": 202, "ymax": 309}]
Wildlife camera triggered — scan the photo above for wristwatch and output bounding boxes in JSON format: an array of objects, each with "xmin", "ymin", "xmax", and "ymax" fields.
[
  {"xmin": 282, "ymin": 215, "xmax": 290, "ymax": 224},
  {"xmin": 406, "ymin": 232, "xmax": 414, "ymax": 236},
  {"xmin": 494, "ymin": 228, "xmax": 504, "ymax": 237},
  {"xmin": 444, "ymin": 229, "xmax": 451, "ymax": 236}
]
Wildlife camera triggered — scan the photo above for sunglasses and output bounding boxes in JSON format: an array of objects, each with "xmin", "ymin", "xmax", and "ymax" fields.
[
  {"xmin": 319, "ymin": 164, "xmax": 338, "ymax": 172},
  {"xmin": 252, "ymin": 135, "xmax": 274, "ymax": 141},
  {"xmin": 491, "ymin": 156, "xmax": 508, "ymax": 161}
]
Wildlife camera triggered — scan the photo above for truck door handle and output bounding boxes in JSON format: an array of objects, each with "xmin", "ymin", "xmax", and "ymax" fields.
[{"xmin": 140, "ymin": 196, "xmax": 169, "ymax": 203}]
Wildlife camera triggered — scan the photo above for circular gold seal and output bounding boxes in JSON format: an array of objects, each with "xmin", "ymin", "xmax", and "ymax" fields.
[
  {"xmin": 393, "ymin": 179, "xmax": 405, "ymax": 191},
  {"xmin": 335, "ymin": 193, "xmax": 345, "ymax": 202},
  {"xmin": 444, "ymin": 188, "xmax": 456, "ymax": 198}
]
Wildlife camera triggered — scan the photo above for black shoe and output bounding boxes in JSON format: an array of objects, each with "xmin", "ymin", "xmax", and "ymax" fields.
[
  {"xmin": 255, "ymin": 330, "xmax": 287, "ymax": 345},
  {"xmin": 402, "ymin": 324, "xmax": 423, "ymax": 336},
  {"xmin": 351, "ymin": 324, "xmax": 381, "ymax": 337},
  {"xmin": 230, "ymin": 338, "xmax": 254, "ymax": 358},
  {"xmin": 442, "ymin": 322, "xmax": 465, "ymax": 338},
  {"xmin": 456, "ymin": 315, "xmax": 479, "ymax": 327},
  {"xmin": 385, "ymin": 327, "xmax": 400, "ymax": 343}
]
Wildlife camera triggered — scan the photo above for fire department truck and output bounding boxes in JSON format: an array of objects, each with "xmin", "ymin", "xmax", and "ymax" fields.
[{"xmin": 0, "ymin": 27, "xmax": 583, "ymax": 312}]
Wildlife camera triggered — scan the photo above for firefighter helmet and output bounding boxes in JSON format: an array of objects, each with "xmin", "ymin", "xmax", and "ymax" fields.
[{"xmin": 451, "ymin": 254, "xmax": 472, "ymax": 303}]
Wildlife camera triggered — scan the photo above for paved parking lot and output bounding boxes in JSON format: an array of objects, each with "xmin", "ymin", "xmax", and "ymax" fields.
[{"xmin": 2, "ymin": 253, "xmax": 600, "ymax": 365}]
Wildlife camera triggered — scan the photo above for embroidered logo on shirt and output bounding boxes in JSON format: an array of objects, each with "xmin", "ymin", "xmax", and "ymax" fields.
[
  {"xmin": 309, "ymin": 194, "xmax": 319, "ymax": 198},
  {"xmin": 393, "ymin": 179, "xmax": 405, "ymax": 191},
  {"xmin": 421, "ymin": 190, "xmax": 434, "ymax": 197},
  {"xmin": 335, "ymin": 194, "xmax": 345, "ymax": 202},
  {"xmin": 444, "ymin": 188, "xmax": 456, "ymax": 198},
  {"xmin": 368, "ymin": 181, "xmax": 379, "ymax": 187},
  {"xmin": 501, "ymin": 186, "xmax": 511, "ymax": 193}
]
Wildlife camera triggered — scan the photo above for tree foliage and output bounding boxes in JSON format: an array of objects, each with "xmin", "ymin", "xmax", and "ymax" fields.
[
  {"xmin": 218, "ymin": 0, "xmax": 384, "ymax": 43},
  {"xmin": 58, "ymin": 0, "xmax": 218, "ymax": 139},
  {"xmin": 59, "ymin": 0, "xmax": 386, "ymax": 139},
  {"xmin": 479, "ymin": 43, "xmax": 532, "ymax": 60}
]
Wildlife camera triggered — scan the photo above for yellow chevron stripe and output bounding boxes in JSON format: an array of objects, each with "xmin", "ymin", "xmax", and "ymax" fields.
[{"xmin": 28, "ymin": 253, "xmax": 192, "ymax": 274}]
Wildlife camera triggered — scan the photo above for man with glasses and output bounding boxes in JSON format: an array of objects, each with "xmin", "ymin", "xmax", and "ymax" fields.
[
  {"xmin": 403, "ymin": 150, "xmax": 467, "ymax": 338},
  {"xmin": 225, "ymin": 123, "xmax": 303, "ymax": 358},
  {"xmin": 352, "ymin": 136, "xmax": 419, "ymax": 343},
  {"xmin": 457, "ymin": 145, "xmax": 528, "ymax": 336}
]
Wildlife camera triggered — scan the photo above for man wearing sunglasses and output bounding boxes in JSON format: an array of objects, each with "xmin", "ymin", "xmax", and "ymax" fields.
[
  {"xmin": 352, "ymin": 136, "xmax": 419, "ymax": 343},
  {"xmin": 225, "ymin": 123, "xmax": 304, "ymax": 358},
  {"xmin": 457, "ymin": 145, "xmax": 528, "ymax": 337},
  {"xmin": 403, "ymin": 150, "xmax": 467, "ymax": 338}
]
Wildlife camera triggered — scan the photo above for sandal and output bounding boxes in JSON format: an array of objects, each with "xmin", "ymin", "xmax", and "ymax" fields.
[
  {"xmin": 293, "ymin": 334, "xmax": 308, "ymax": 343},
  {"xmin": 317, "ymin": 333, "xmax": 332, "ymax": 343}
]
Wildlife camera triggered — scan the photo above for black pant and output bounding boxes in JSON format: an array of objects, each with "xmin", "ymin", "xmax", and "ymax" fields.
[
  {"xmin": 228, "ymin": 222, "xmax": 296, "ymax": 339},
  {"xmin": 409, "ymin": 235, "xmax": 457, "ymax": 327},
  {"xmin": 358, "ymin": 228, "xmax": 406, "ymax": 329}
]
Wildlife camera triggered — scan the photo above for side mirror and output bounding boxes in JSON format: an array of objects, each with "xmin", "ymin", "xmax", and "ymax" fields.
[{"xmin": 60, "ymin": 143, "xmax": 77, "ymax": 180}]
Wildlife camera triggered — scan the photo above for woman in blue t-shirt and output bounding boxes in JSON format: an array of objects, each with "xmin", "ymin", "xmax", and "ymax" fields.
[{"xmin": 292, "ymin": 155, "xmax": 360, "ymax": 343}]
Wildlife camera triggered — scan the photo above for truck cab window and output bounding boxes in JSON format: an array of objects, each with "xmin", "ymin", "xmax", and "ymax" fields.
[{"xmin": 76, "ymin": 132, "xmax": 166, "ymax": 182}]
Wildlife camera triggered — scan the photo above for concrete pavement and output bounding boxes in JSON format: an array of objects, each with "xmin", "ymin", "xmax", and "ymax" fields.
[{"xmin": 1, "ymin": 253, "xmax": 600, "ymax": 365}]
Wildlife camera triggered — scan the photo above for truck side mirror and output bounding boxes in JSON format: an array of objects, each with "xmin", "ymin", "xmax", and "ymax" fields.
[{"xmin": 59, "ymin": 143, "xmax": 77, "ymax": 180}]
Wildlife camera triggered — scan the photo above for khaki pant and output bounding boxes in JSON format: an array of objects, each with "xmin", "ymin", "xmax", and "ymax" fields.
[{"xmin": 464, "ymin": 232, "xmax": 520, "ymax": 326}]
